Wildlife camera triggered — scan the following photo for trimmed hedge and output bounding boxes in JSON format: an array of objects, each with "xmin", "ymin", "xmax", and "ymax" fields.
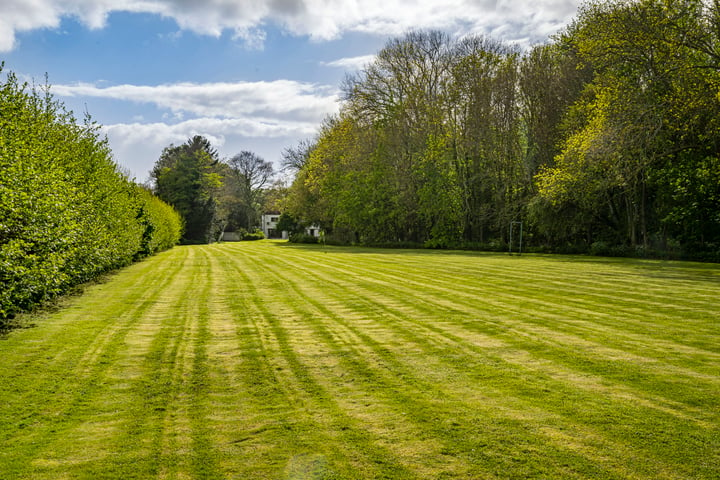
[
  {"xmin": 289, "ymin": 233, "xmax": 319, "ymax": 244},
  {"xmin": 242, "ymin": 229, "xmax": 265, "ymax": 241},
  {"xmin": 0, "ymin": 66, "xmax": 182, "ymax": 322}
]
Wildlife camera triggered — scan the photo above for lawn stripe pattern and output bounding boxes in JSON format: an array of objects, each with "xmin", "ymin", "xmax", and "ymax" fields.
[{"xmin": 0, "ymin": 241, "xmax": 718, "ymax": 479}]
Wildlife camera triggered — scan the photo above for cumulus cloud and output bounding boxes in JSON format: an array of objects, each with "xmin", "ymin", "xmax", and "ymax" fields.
[
  {"xmin": 3, "ymin": 0, "xmax": 584, "ymax": 179},
  {"xmin": 0, "ymin": 0, "xmax": 582, "ymax": 51},
  {"xmin": 73, "ymin": 80, "xmax": 339, "ymax": 180},
  {"xmin": 103, "ymin": 117, "xmax": 318, "ymax": 182},
  {"xmin": 53, "ymin": 80, "xmax": 340, "ymax": 123},
  {"xmin": 105, "ymin": 116, "xmax": 319, "ymax": 145}
]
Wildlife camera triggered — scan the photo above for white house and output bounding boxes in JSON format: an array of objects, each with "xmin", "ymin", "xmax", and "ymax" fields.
[
  {"xmin": 261, "ymin": 213, "xmax": 284, "ymax": 239},
  {"xmin": 261, "ymin": 213, "xmax": 321, "ymax": 240}
]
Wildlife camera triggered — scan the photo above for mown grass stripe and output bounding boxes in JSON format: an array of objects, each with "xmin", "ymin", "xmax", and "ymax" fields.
[
  {"xmin": 105, "ymin": 246, "xmax": 203, "ymax": 478},
  {"xmin": 274, "ymin": 245, "xmax": 720, "ymax": 398},
  {"xmin": 224, "ymin": 246, "xmax": 473, "ymax": 478},
  {"xmin": 222, "ymin": 242, "xmax": 716, "ymax": 478},
  {"xmin": 264, "ymin": 249, "xmax": 676, "ymax": 478},
  {"xmin": 213, "ymin": 244, "xmax": 420, "ymax": 478},
  {"xmin": 294, "ymin": 248, "xmax": 719, "ymax": 349},
  {"xmin": 263, "ymin": 245, "xmax": 719, "ymax": 402},
  {"xmin": 0, "ymin": 247, "xmax": 191, "ymax": 479},
  {"xmin": 302, "ymin": 248, "xmax": 720, "ymax": 416},
  {"xmin": 222, "ymin": 245, "xmax": 676, "ymax": 478},
  {"xmin": 290, "ymin": 246, "xmax": 720, "ymax": 334},
  {"xmin": 1, "ymin": 241, "xmax": 718, "ymax": 479},
  {"xmin": 253, "ymin": 244, "xmax": 719, "ymax": 390}
]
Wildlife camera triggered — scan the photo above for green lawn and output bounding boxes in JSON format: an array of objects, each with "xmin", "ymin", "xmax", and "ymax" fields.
[{"xmin": 1, "ymin": 241, "xmax": 719, "ymax": 479}]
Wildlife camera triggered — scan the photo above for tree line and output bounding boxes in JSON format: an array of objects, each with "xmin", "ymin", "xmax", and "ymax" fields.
[
  {"xmin": 149, "ymin": 135, "xmax": 279, "ymax": 244},
  {"xmin": 284, "ymin": 0, "xmax": 720, "ymax": 259},
  {"xmin": 0, "ymin": 66, "xmax": 182, "ymax": 325}
]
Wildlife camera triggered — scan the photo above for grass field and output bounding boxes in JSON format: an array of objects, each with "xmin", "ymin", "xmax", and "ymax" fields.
[{"xmin": 0, "ymin": 241, "xmax": 719, "ymax": 479}]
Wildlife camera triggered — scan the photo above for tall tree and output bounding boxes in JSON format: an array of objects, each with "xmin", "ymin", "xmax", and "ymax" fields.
[
  {"xmin": 226, "ymin": 151, "xmax": 274, "ymax": 231},
  {"xmin": 537, "ymin": 0, "xmax": 720, "ymax": 249},
  {"xmin": 342, "ymin": 30, "xmax": 458, "ymax": 243},
  {"xmin": 281, "ymin": 139, "xmax": 316, "ymax": 173},
  {"xmin": 286, "ymin": 16, "xmax": 720, "ymax": 256},
  {"xmin": 151, "ymin": 135, "xmax": 222, "ymax": 243},
  {"xmin": 447, "ymin": 36, "xmax": 524, "ymax": 243}
]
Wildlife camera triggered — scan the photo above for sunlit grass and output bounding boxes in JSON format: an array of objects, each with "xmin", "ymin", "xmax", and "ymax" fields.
[{"xmin": 1, "ymin": 241, "xmax": 718, "ymax": 479}]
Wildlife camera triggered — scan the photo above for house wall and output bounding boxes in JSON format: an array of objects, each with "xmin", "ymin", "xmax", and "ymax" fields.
[
  {"xmin": 261, "ymin": 214, "xmax": 281, "ymax": 238},
  {"xmin": 261, "ymin": 213, "xmax": 321, "ymax": 239},
  {"xmin": 222, "ymin": 231, "xmax": 241, "ymax": 242}
]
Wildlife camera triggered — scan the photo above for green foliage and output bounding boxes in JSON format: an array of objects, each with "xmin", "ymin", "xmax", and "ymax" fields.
[
  {"xmin": 151, "ymin": 139, "xmax": 276, "ymax": 244},
  {"xmin": 275, "ymin": 212, "xmax": 302, "ymax": 235},
  {"xmin": 536, "ymin": 0, "xmax": 720, "ymax": 251},
  {"xmin": 288, "ymin": 32, "xmax": 529, "ymax": 247},
  {"xmin": 287, "ymin": 2, "xmax": 720, "ymax": 258},
  {"xmin": 0, "ymin": 65, "xmax": 181, "ymax": 322},
  {"xmin": 151, "ymin": 136, "xmax": 221, "ymax": 243},
  {"xmin": 289, "ymin": 233, "xmax": 319, "ymax": 244},
  {"xmin": 241, "ymin": 229, "xmax": 265, "ymax": 241},
  {"xmin": 133, "ymin": 186, "xmax": 184, "ymax": 258},
  {"xmin": 416, "ymin": 133, "xmax": 463, "ymax": 245}
]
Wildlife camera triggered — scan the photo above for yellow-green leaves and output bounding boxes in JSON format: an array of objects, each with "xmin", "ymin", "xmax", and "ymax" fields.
[{"xmin": 0, "ymin": 66, "xmax": 181, "ymax": 323}]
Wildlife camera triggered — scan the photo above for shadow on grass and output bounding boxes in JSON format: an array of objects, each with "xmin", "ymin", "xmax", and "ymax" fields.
[
  {"xmin": 0, "ymin": 270, "xmax": 120, "ymax": 338},
  {"xmin": 269, "ymin": 240, "xmax": 720, "ymax": 283},
  {"xmin": 0, "ymin": 318, "xmax": 37, "ymax": 338},
  {"xmin": 269, "ymin": 240, "xmax": 509, "ymax": 258}
]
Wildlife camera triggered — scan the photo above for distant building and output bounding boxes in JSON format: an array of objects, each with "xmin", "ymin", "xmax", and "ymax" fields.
[
  {"xmin": 221, "ymin": 231, "xmax": 242, "ymax": 242},
  {"xmin": 261, "ymin": 213, "xmax": 283, "ymax": 239},
  {"xmin": 261, "ymin": 213, "xmax": 321, "ymax": 240}
]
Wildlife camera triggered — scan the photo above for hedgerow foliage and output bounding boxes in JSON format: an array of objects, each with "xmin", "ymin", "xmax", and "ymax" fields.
[{"xmin": 0, "ymin": 66, "xmax": 182, "ymax": 322}]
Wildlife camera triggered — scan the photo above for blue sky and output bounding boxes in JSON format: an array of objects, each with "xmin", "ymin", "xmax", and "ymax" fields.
[{"xmin": 1, "ymin": 0, "xmax": 581, "ymax": 182}]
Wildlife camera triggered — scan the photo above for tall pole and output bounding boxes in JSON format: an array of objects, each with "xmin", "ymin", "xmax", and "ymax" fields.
[
  {"xmin": 509, "ymin": 222, "xmax": 513, "ymax": 255},
  {"xmin": 509, "ymin": 221, "xmax": 523, "ymax": 255},
  {"xmin": 519, "ymin": 221, "xmax": 523, "ymax": 255}
]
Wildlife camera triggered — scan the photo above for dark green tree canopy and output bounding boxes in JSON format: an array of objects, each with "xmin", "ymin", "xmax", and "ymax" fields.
[
  {"xmin": 151, "ymin": 135, "xmax": 222, "ymax": 243},
  {"xmin": 151, "ymin": 137, "xmax": 276, "ymax": 242},
  {"xmin": 286, "ymin": 1, "xmax": 720, "ymax": 259}
]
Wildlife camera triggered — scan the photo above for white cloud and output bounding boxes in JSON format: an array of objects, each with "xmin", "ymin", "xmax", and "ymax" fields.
[
  {"xmin": 322, "ymin": 54, "xmax": 376, "ymax": 71},
  {"xmin": 3, "ymin": 0, "xmax": 584, "ymax": 180},
  {"xmin": 46, "ymin": 79, "xmax": 341, "ymax": 180},
  {"xmin": 105, "ymin": 116, "xmax": 319, "ymax": 144},
  {"xmin": 59, "ymin": 79, "xmax": 340, "ymax": 180},
  {"xmin": 0, "ymin": 0, "xmax": 582, "ymax": 51},
  {"xmin": 0, "ymin": 0, "xmax": 61, "ymax": 50},
  {"xmin": 104, "ymin": 117, "xmax": 319, "ymax": 182},
  {"xmin": 78, "ymin": 79, "xmax": 339, "ymax": 180},
  {"xmin": 53, "ymin": 80, "xmax": 340, "ymax": 123}
]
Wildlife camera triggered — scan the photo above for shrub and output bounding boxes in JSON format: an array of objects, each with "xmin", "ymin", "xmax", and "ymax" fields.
[
  {"xmin": 0, "ymin": 66, "xmax": 181, "ymax": 322},
  {"xmin": 289, "ymin": 233, "xmax": 319, "ymax": 244},
  {"xmin": 242, "ymin": 229, "xmax": 265, "ymax": 241}
]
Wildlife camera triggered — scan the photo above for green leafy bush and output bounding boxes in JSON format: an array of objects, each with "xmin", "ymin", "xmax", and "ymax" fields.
[
  {"xmin": 0, "ymin": 66, "xmax": 182, "ymax": 322},
  {"xmin": 289, "ymin": 233, "xmax": 319, "ymax": 244},
  {"xmin": 242, "ymin": 229, "xmax": 265, "ymax": 241},
  {"xmin": 134, "ymin": 187, "xmax": 183, "ymax": 258}
]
